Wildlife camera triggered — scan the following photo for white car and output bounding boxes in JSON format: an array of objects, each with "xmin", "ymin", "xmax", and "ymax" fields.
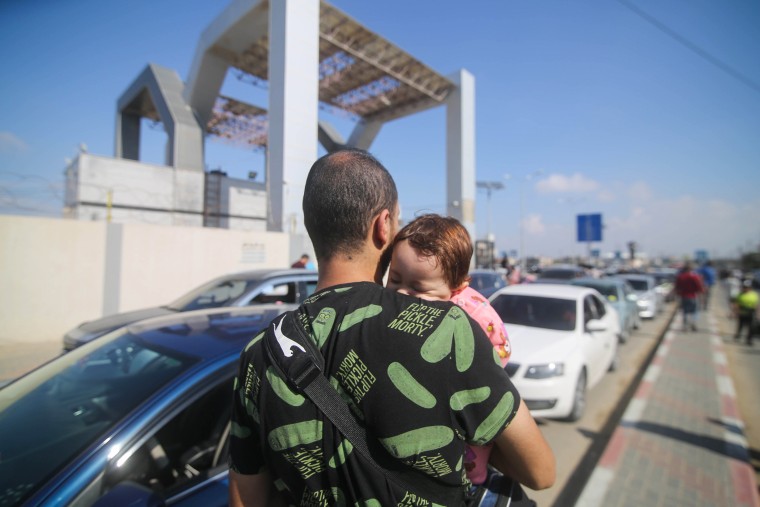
[
  {"xmin": 615, "ymin": 274, "xmax": 660, "ymax": 319},
  {"xmin": 489, "ymin": 284, "xmax": 620, "ymax": 421}
]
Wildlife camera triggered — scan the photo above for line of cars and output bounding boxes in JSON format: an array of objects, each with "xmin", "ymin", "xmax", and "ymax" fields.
[
  {"xmin": 488, "ymin": 266, "xmax": 672, "ymax": 422},
  {"xmin": 0, "ymin": 265, "xmax": 670, "ymax": 505}
]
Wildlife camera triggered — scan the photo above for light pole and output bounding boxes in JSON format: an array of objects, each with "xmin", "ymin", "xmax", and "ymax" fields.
[
  {"xmin": 476, "ymin": 180, "xmax": 504, "ymax": 241},
  {"xmin": 505, "ymin": 170, "xmax": 543, "ymax": 272}
]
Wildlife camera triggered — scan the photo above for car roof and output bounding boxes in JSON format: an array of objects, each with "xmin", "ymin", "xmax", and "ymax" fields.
[
  {"xmin": 491, "ymin": 283, "xmax": 596, "ymax": 300},
  {"xmin": 119, "ymin": 304, "xmax": 292, "ymax": 360},
  {"xmin": 615, "ymin": 273, "xmax": 655, "ymax": 281},
  {"xmin": 213, "ymin": 268, "xmax": 317, "ymax": 281},
  {"xmin": 571, "ymin": 277, "xmax": 623, "ymax": 286}
]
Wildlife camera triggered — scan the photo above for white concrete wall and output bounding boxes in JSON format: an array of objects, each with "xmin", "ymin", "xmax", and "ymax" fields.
[
  {"xmin": 70, "ymin": 154, "xmax": 204, "ymax": 227},
  {"xmin": 0, "ymin": 215, "xmax": 291, "ymax": 344}
]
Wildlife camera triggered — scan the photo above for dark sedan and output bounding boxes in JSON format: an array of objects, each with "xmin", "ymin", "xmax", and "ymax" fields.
[
  {"xmin": 1, "ymin": 304, "xmax": 292, "ymax": 507},
  {"xmin": 468, "ymin": 269, "xmax": 508, "ymax": 298},
  {"xmin": 63, "ymin": 269, "xmax": 317, "ymax": 351}
]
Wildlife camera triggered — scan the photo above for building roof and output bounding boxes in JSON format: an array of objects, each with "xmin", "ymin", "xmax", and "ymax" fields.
[{"xmin": 143, "ymin": 0, "xmax": 454, "ymax": 148}]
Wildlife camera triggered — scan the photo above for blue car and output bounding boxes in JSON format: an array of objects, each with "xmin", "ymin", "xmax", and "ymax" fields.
[
  {"xmin": 570, "ymin": 277, "xmax": 640, "ymax": 343},
  {"xmin": 0, "ymin": 304, "xmax": 293, "ymax": 506}
]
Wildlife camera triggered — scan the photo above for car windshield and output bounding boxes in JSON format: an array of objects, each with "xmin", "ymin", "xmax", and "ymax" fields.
[
  {"xmin": 576, "ymin": 282, "xmax": 617, "ymax": 299},
  {"xmin": 625, "ymin": 279, "xmax": 649, "ymax": 291},
  {"xmin": 491, "ymin": 294, "xmax": 577, "ymax": 331},
  {"xmin": 167, "ymin": 277, "xmax": 262, "ymax": 311},
  {"xmin": 0, "ymin": 334, "xmax": 197, "ymax": 503},
  {"xmin": 470, "ymin": 273, "xmax": 504, "ymax": 291}
]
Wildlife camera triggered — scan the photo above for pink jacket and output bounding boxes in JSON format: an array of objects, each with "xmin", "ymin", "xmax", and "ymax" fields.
[{"xmin": 451, "ymin": 286, "xmax": 511, "ymax": 367}]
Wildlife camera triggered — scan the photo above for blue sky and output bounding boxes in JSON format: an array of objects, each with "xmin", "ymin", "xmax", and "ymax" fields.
[{"xmin": 1, "ymin": 0, "xmax": 759, "ymax": 261}]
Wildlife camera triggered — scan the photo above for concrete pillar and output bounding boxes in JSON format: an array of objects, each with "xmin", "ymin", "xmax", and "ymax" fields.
[
  {"xmin": 267, "ymin": 0, "xmax": 319, "ymax": 233},
  {"xmin": 446, "ymin": 69, "xmax": 476, "ymax": 240},
  {"xmin": 115, "ymin": 112, "xmax": 140, "ymax": 161}
]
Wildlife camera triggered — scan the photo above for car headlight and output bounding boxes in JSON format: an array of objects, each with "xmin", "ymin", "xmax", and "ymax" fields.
[{"xmin": 525, "ymin": 363, "xmax": 565, "ymax": 379}]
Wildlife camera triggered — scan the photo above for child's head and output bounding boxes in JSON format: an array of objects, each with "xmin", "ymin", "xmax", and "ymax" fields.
[{"xmin": 386, "ymin": 214, "xmax": 473, "ymax": 300}]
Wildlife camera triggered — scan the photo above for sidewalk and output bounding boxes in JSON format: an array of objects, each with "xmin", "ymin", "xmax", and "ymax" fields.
[{"xmin": 577, "ymin": 294, "xmax": 760, "ymax": 507}]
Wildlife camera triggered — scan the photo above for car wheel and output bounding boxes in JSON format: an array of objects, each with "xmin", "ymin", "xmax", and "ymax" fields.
[{"xmin": 565, "ymin": 370, "xmax": 587, "ymax": 422}]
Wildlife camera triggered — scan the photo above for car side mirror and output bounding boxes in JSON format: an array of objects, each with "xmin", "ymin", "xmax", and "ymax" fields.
[
  {"xmin": 92, "ymin": 482, "xmax": 165, "ymax": 507},
  {"xmin": 586, "ymin": 319, "xmax": 607, "ymax": 332}
]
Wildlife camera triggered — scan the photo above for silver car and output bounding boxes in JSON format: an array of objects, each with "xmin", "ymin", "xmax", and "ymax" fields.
[
  {"xmin": 63, "ymin": 269, "xmax": 317, "ymax": 351},
  {"xmin": 615, "ymin": 274, "xmax": 660, "ymax": 319}
]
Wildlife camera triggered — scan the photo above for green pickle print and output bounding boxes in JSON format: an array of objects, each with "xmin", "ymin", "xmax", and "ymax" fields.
[
  {"xmin": 339, "ymin": 304, "xmax": 383, "ymax": 331},
  {"xmin": 387, "ymin": 362, "xmax": 436, "ymax": 408},
  {"xmin": 451, "ymin": 306, "xmax": 475, "ymax": 372},
  {"xmin": 421, "ymin": 306, "xmax": 474, "ymax": 372},
  {"xmin": 231, "ymin": 421, "xmax": 251, "ymax": 439},
  {"xmin": 328, "ymin": 439, "xmax": 354, "ymax": 468},
  {"xmin": 244, "ymin": 331, "xmax": 264, "ymax": 352},
  {"xmin": 311, "ymin": 307, "xmax": 337, "ymax": 348},
  {"xmin": 380, "ymin": 426, "xmax": 454, "ymax": 459},
  {"xmin": 449, "ymin": 386, "xmax": 491, "ymax": 411},
  {"xmin": 355, "ymin": 500, "xmax": 381, "ymax": 507},
  {"xmin": 266, "ymin": 367, "xmax": 305, "ymax": 406},
  {"xmin": 268, "ymin": 420, "xmax": 323, "ymax": 451},
  {"xmin": 473, "ymin": 392, "xmax": 515, "ymax": 444}
]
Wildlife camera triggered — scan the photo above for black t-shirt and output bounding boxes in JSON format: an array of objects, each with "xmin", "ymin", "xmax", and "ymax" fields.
[{"xmin": 230, "ymin": 282, "xmax": 520, "ymax": 505}]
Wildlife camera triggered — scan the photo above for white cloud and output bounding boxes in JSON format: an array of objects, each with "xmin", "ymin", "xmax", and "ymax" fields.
[
  {"xmin": 523, "ymin": 213, "xmax": 546, "ymax": 235},
  {"xmin": 627, "ymin": 182, "xmax": 653, "ymax": 202},
  {"xmin": 597, "ymin": 189, "xmax": 616, "ymax": 202},
  {"xmin": 0, "ymin": 131, "xmax": 29, "ymax": 153},
  {"xmin": 536, "ymin": 173, "xmax": 600, "ymax": 194}
]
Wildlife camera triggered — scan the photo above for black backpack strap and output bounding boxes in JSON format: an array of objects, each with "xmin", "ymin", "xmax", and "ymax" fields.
[{"xmin": 263, "ymin": 311, "xmax": 465, "ymax": 506}]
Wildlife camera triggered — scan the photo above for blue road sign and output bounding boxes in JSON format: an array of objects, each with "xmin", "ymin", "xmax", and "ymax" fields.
[{"xmin": 577, "ymin": 213, "xmax": 603, "ymax": 242}]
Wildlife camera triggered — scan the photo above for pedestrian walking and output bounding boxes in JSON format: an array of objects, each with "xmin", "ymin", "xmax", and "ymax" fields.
[
  {"xmin": 697, "ymin": 261, "xmax": 716, "ymax": 310},
  {"xmin": 732, "ymin": 280, "xmax": 759, "ymax": 346},
  {"xmin": 674, "ymin": 262, "xmax": 704, "ymax": 331}
]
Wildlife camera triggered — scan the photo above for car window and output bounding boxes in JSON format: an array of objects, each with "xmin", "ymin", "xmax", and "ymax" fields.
[
  {"xmin": 591, "ymin": 295, "xmax": 607, "ymax": 318},
  {"xmin": 491, "ymin": 294, "xmax": 576, "ymax": 332},
  {"xmin": 0, "ymin": 336, "xmax": 197, "ymax": 505},
  {"xmin": 303, "ymin": 280, "xmax": 318, "ymax": 300},
  {"xmin": 625, "ymin": 279, "xmax": 649, "ymax": 291},
  {"xmin": 171, "ymin": 279, "xmax": 253, "ymax": 311},
  {"xmin": 583, "ymin": 296, "xmax": 596, "ymax": 322},
  {"xmin": 251, "ymin": 282, "xmax": 297, "ymax": 304},
  {"xmin": 102, "ymin": 378, "xmax": 233, "ymax": 500}
]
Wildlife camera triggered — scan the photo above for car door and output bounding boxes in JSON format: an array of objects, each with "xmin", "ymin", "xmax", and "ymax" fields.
[
  {"xmin": 71, "ymin": 369, "xmax": 235, "ymax": 507},
  {"xmin": 583, "ymin": 295, "xmax": 612, "ymax": 387}
]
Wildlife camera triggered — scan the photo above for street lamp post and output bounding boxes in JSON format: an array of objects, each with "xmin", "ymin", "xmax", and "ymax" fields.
[
  {"xmin": 505, "ymin": 170, "xmax": 543, "ymax": 272},
  {"xmin": 476, "ymin": 180, "xmax": 504, "ymax": 241}
]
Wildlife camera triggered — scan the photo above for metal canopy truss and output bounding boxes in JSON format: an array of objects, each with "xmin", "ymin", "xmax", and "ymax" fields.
[
  {"xmin": 207, "ymin": 95, "xmax": 268, "ymax": 148},
  {"xmin": 211, "ymin": 0, "xmax": 453, "ymax": 126}
]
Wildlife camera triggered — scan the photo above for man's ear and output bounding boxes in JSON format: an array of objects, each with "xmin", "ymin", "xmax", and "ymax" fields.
[{"xmin": 372, "ymin": 209, "xmax": 392, "ymax": 249}]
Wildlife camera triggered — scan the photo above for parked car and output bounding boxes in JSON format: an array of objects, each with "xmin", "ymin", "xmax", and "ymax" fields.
[
  {"xmin": 570, "ymin": 277, "xmax": 640, "ymax": 343},
  {"xmin": 63, "ymin": 269, "xmax": 318, "ymax": 351},
  {"xmin": 614, "ymin": 274, "xmax": 660, "ymax": 319},
  {"xmin": 534, "ymin": 265, "xmax": 588, "ymax": 284},
  {"xmin": 1, "ymin": 304, "xmax": 293, "ymax": 507},
  {"xmin": 649, "ymin": 268, "xmax": 678, "ymax": 303},
  {"xmin": 468, "ymin": 269, "xmax": 508, "ymax": 298},
  {"xmin": 489, "ymin": 284, "xmax": 619, "ymax": 421}
]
